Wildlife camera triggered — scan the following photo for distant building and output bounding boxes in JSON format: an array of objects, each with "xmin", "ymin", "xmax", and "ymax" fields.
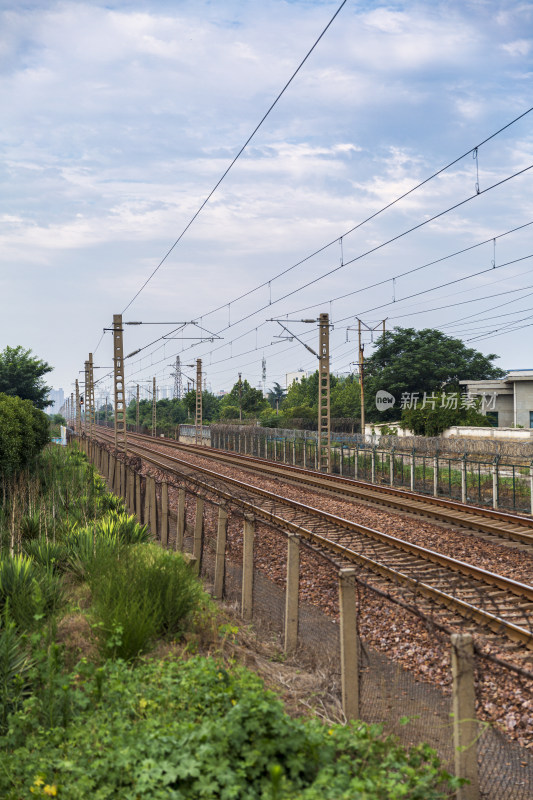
[
  {"xmin": 47, "ymin": 388, "xmax": 64, "ymax": 415},
  {"xmin": 285, "ymin": 370, "xmax": 310, "ymax": 389},
  {"xmin": 460, "ymin": 370, "xmax": 533, "ymax": 428}
]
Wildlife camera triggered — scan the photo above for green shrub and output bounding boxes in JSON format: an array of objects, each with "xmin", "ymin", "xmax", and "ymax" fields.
[
  {"xmin": 0, "ymin": 612, "xmax": 33, "ymax": 733},
  {"xmin": 65, "ymin": 527, "xmax": 122, "ymax": 584},
  {"xmin": 0, "ymin": 554, "xmax": 63, "ymax": 630},
  {"xmin": 96, "ymin": 511, "xmax": 152, "ymax": 545},
  {"xmin": 23, "ymin": 539, "xmax": 69, "ymax": 574},
  {"xmin": 90, "ymin": 545, "xmax": 204, "ymax": 660},
  {"xmin": 0, "ymin": 657, "xmax": 458, "ymax": 799}
]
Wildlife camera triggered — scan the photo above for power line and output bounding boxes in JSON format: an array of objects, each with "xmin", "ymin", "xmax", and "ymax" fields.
[{"xmin": 121, "ymin": 0, "xmax": 350, "ymax": 315}]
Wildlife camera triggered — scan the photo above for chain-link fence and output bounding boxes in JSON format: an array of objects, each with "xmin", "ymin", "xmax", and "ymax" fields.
[{"xmin": 84, "ymin": 436, "xmax": 533, "ymax": 800}]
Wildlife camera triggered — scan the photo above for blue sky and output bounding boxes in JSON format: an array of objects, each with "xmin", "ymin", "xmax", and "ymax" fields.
[{"xmin": 1, "ymin": 0, "xmax": 532, "ymax": 404}]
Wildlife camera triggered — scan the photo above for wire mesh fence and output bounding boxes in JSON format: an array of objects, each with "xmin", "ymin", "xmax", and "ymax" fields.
[{"xmin": 209, "ymin": 424, "xmax": 533, "ymax": 514}]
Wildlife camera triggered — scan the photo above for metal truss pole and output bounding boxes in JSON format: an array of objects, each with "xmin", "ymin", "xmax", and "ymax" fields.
[
  {"xmin": 136, "ymin": 384, "xmax": 140, "ymax": 432},
  {"xmin": 75, "ymin": 379, "xmax": 81, "ymax": 433},
  {"xmin": 358, "ymin": 320, "xmax": 365, "ymax": 438},
  {"xmin": 152, "ymin": 377, "xmax": 156, "ymax": 437},
  {"xmin": 83, "ymin": 360, "xmax": 89, "ymax": 434},
  {"xmin": 195, "ymin": 359, "xmax": 202, "ymax": 445},
  {"xmin": 88, "ymin": 353, "xmax": 95, "ymax": 437},
  {"xmin": 318, "ymin": 313, "xmax": 331, "ymax": 474},
  {"xmin": 113, "ymin": 314, "xmax": 127, "ymax": 453}
]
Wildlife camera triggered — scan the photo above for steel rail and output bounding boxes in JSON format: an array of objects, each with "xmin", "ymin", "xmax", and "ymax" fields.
[
  {"xmin": 91, "ymin": 431, "xmax": 533, "ymax": 650},
  {"xmin": 111, "ymin": 429, "xmax": 533, "ymax": 545}
]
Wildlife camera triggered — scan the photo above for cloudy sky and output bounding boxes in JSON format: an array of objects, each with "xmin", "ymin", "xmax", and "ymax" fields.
[{"xmin": 1, "ymin": 0, "xmax": 532, "ymax": 405}]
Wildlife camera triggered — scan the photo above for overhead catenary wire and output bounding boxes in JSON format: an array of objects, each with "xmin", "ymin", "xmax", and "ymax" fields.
[{"xmin": 121, "ymin": 0, "xmax": 350, "ymax": 315}]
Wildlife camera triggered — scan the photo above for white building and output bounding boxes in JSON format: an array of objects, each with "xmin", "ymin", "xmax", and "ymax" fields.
[{"xmin": 285, "ymin": 370, "xmax": 310, "ymax": 389}]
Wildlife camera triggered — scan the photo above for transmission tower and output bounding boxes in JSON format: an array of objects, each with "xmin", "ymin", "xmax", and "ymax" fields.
[{"xmin": 171, "ymin": 355, "xmax": 183, "ymax": 400}]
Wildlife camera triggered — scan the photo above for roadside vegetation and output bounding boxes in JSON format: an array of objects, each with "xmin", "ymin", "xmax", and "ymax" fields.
[{"xmin": 0, "ymin": 443, "xmax": 460, "ymax": 798}]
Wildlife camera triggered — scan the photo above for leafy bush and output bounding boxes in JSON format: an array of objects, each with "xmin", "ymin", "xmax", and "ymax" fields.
[
  {"xmin": 89, "ymin": 545, "xmax": 204, "ymax": 660},
  {"xmin": 0, "ymin": 657, "xmax": 458, "ymax": 799},
  {"xmin": 0, "ymin": 612, "xmax": 33, "ymax": 733},
  {"xmin": 96, "ymin": 511, "xmax": 152, "ymax": 545},
  {"xmin": 0, "ymin": 554, "xmax": 64, "ymax": 630},
  {"xmin": 0, "ymin": 393, "xmax": 50, "ymax": 479},
  {"xmin": 65, "ymin": 527, "xmax": 122, "ymax": 584},
  {"xmin": 23, "ymin": 539, "xmax": 69, "ymax": 574}
]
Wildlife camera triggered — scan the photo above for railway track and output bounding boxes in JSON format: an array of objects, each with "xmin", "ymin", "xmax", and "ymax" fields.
[
  {"xmin": 90, "ymin": 430, "xmax": 533, "ymax": 652},
  {"xmin": 103, "ymin": 429, "xmax": 533, "ymax": 546}
]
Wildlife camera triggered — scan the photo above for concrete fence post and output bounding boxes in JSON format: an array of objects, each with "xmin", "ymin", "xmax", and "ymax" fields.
[
  {"xmin": 390, "ymin": 449, "xmax": 395, "ymax": 487},
  {"xmin": 126, "ymin": 467, "xmax": 135, "ymax": 515},
  {"xmin": 461, "ymin": 456, "xmax": 467, "ymax": 504},
  {"xmin": 241, "ymin": 514, "xmax": 255, "ymax": 621},
  {"xmin": 109, "ymin": 454, "xmax": 116, "ymax": 492},
  {"xmin": 292, "ymin": 440, "xmax": 296, "ymax": 466},
  {"xmin": 176, "ymin": 488, "xmax": 186, "ymax": 551},
  {"xmin": 410, "ymin": 450, "xmax": 416, "ymax": 492},
  {"xmin": 284, "ymin": 533, "xmax": 300, "ymax": 654},
  {"xmin": 161, "ymin": 482, "xmax": 169, "ymax": 547},
  {"xmin": 303, "ymin": 440, "xmax": 307, "ymax": 468},
  {"xmin": 530, "ymin": 461, "xmax": 533, "ymax": 516},
  {"xmin": 213, "ymin": 504, "xmax": 228, "ymax": 600},
  {"xmin": 433, "ymin": 456, "xmax": 439, "ymax": 496},
  {"xmin": 338, "ymin": 568, "xmax": 359, "ymax": 721},
  {"xmin": 451, "ymin": 633, "xmax": 480, "ymax": 800},
  {"xmin": 193, "ymin": 496, "xmax": 204, "ymax": 574},
  {"xmin": 147, "ymin": 476, "xmax": 157, "ymax": 537},
  {"xmin": 492, "ymin": 458, "xmax": 499, "ymax": 510},
  {"xmin": 120, "ymin": 462, "xmax": 126, "ymax": 500},
  {"xmin": 354, "ymin": 446, "xmax": 358, "ymax": 479},
  {"xmin": 135, "ymin": 472, "xmax": 141, "ymax": 521},
  {"xmin": 371, "ymin": 448, "xmax": 376, "ymax": 484}
]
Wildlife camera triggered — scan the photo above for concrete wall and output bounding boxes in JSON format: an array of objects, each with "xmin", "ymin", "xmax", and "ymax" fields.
[
  {"xmin": 514, "ymin": 382, "xmax": 533, "ymax": 428},
  {"xmin": 443, "ymin": 426, "xmax": 533, "ymax": 440}
]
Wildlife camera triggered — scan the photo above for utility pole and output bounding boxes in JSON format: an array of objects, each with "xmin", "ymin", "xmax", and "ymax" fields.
[
  {"xmin": 88, "ymin": 353, "xmax": 95, "ymax": 437},
  {"xmin": 353, "ymin": 319, "xmax": 386, "ymax": 438},
  {"xmin": 83, "ymin": 360, "xmax": 89, "ymax": 434},
  {"xmin": 238, "ymin": 372, "xmax": 243, "ymax": 422},
  {"xmin": 152, "ymin": 377, "xmax": 157, "ymax": 437},
  {"xmin": 113, "ymin": 314, "xmax": 127, "ymax": 453},
  {"xmin": 136, "ymin": 384, "xmax": 140, "ymax": 432},
  {"xmin": 195, "ymin": 359, "xmax": 202, "ymax": 445},
  {"xmin": 358, "ymin": 320, "xmax": 365, "ymax": 438},
  {"xmin": 318, "ymin": 313, "xmax": 331, "ymax": 474},
  {"xmin": 75, "ymin": 379, "xmax": 81, "ymax": 433}
]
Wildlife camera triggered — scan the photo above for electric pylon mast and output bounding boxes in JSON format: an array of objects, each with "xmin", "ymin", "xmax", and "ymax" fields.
[
  {"xmin": 75, "ymin": 379, "xmax": 81, "ymax": 433},
  {"xmin": 195, "ymin": 359, "xmax": 202, "ymax": 445},
  {"xmin": 152, "ymin": 377, "xmax": 157, "ymax": 437},
  {"xmin": 88, "ymin": 353, "xmax": 95, "ymax": 437},
  {"xmin": 113, "ymin": 314, "xmax": 127, "ymax": 453},
  {"xmin": 318, "ymin": 313, "xmax": 331, "ymax": 474}
]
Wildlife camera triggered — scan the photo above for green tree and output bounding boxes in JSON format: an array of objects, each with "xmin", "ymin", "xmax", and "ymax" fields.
[
  {"xmin": 0, "ymin": 393, "xmax": 50, "ymax": 477},
  {"xmin": 0, "ymin": 346, "xmax": 53, "ymax": 409},
  {"xmin": 365, "ymin": 327, "xmax": 505, "ymax": 421},
  {"xmin": 183, "ymin": 391, "xmax": 221, "ymax": 422},
  {"xmin": 267, "ymin": 382, "xmax": 286, "ymax": 409},
  {"xmin": 400, "ymin": 393, "xmax": 489, "ymax": 436},
  {"xmin": 221, "ymin": 380, "xmax": 268, "ymax": 417}
]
